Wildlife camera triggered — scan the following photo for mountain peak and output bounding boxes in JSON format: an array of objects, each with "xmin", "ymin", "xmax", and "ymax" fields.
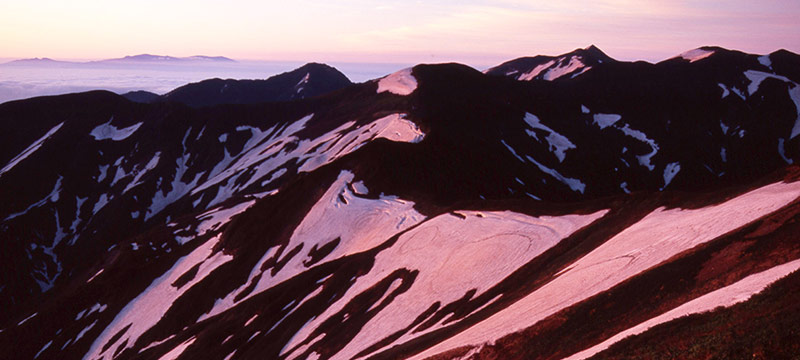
[
  {"xmin": 580, "ymin": 44, "xmax": 614, "ymax": 62},
  {"xmin": 485, "ymin": 46, "xmax": 614, "ymax": 81},
  {"xmin": 160, "ymin": 62, "xmax": 352, "ymax": 107}
]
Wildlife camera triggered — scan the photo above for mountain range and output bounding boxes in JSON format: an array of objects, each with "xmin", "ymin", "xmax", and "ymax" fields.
[
  {"xmin": 0, "ymin": 54, "xmax": 236, "ymax": 67},
  {"xmin": 1, "ymin": 46, "xmax": 800, "ymax": 359}
]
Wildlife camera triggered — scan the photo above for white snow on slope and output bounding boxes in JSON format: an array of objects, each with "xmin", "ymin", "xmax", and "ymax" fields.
[
  {"xmin": 662, "ymin": 162, "xmax": 681, "ymax": 189},
  {"xmin": 618, "ymin": 124, "xmax": 659, "ymax": 171},
  {"xmin": 0, "ymin": 122, "xmax": 64, "ymax": 177},
  {"xmin": 543, "ymin": 57, "xmax": 585, "ymax": 81},
  {"xmin": 295, "ymin": 73, "xmax": 310, "ymax": 94},
  {"xmin": 147, "ymin": 153, "xmax": 200, "ymax": 219},
  {"xmin": 147, "ymin": 131, "xmax": 201, "ymax": 219},
  {"xmin": 523, "ymin": 113, "xmax": 575, "ymax": 162},
  {"xmin": 593, "ymin": 114, "xmax": 621, "ymax": 129},
  {"xmin": 679, "ymin": 48, "xmax": 715, "ymax": 63},
  {"xmin": 743, "ymin": 70, "xmax": 792, "ymax": 96},
  {"xmin": 411, "ymin": 179, "xmax": 800, "ymax": 360},
  {"xmin": 158, "ymin": 337, "xmax": 196, "ymax": 360},
  {"xmin": 373, "ymin": 113, "xmax": 426, "ymax": 143},
  {"xmin": 779, "ymin": 138, "xmax": 793, "ymax": 164},
  {"xmin": 785, "ymin": 84, "xmax": 800, "ymax": 139},
  {"xmin": 199, "ymin": 170, "xmax": 425, "ymax": 320},
  {"xmin": 17, "ymin": 312, "xmax": 37, "ymax": 326},
  {"xmin": 564, "ymin": 258, "xmax": 800, "ymax": 360},
  {"xmin": 518, "ymin": 60, "xmax": 556, "ymax": 81},
  {"xmin": 501, "ymin": 140, "xmax": 525, "ymax": 162},
  {"xmin": 377, "ymin": 68, "xmax": 417, "ymax": 96},
  {"xmin": 526, "ymin": 155, "xmax": 586, "ymax": 193},
  {"xmin": 283, "ymin": 208, "xmax": 608, "ymax": 360},
  {"xmin": 90, "ymin": 119, "xmax": 142, "ymax": 141},
  {"xmin": 191, "ymin": 113, "xmax": 425, "ymax": 208},
  {"xmin": 34, "ymin": 341, "xmax": 52, "ymax": 359},
  {"xmin": 742, "ymin": 71, "xmax": 800, "ymax": 139},
  {"xmin": 189, "ymin": 200, "xmax": 257, "ymax": 241},
  {"xmin": 123, "ymin": 152, "xmax": 161, "ymax": 193},
  {"xmin": 83, "ymin": 235, "xmax": 231, "ymax": 360},
  {"xmin": 758, "ymin": 54, "xmax": 772, "ymax": 69},
  {"xmin": 718, "ymin": 83, "xmax": 730, "ymax": 98},
  {"xmin": 790, "ymin": 88, "xmax": 800, "ymax": 140},
  {"xmin": 92, "ymin": 194, "xmax": 109, "ymax": 215},
  {"xmin": 570, "ymin": 66, "xmax": 592, "ymax": 79},
  {"xmin": 4, "ymin": 176, "xmax": 63, "ymax": 221}
]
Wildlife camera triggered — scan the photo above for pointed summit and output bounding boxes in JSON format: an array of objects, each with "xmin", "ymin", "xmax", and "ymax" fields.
[{"xmin": 580, "ymin": 44, "xmax": 615, "ymax": 63}]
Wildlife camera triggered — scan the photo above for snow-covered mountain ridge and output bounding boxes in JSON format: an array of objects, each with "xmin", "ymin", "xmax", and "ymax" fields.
[{"xmin": 1, "ymin": 46, "xmax": 800, "ymax": 359}]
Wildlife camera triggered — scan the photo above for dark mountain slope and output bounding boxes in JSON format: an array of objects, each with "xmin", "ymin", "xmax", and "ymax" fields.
[
  {"xmin": 160, "ymin": 62, "xmax": 353, "ymax": 107},
  {"xmin": 121, "ymin": 90, "xmax": 160, "ymax": 103}
]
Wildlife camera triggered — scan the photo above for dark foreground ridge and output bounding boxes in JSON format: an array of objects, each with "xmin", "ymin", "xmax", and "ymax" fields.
[{"xmin": 1, "ymin": 46, "xmax": 800, "ymax": 360}]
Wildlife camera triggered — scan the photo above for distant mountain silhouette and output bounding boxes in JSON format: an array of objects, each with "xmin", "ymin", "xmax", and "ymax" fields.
[
  {"xmin": 1, "ymin": 54, "xmax": 235, "ymax": 67},
  {"xmin": 160, "ymin": 62, "xmax": 353, "ymax": 107},
  {"xmin": 121, "ymin": 90, "xmax": 160, "ymax": 103},
  {"xmin": 1, "ymin": 57, "xmax": 76, "ymax": 66}
]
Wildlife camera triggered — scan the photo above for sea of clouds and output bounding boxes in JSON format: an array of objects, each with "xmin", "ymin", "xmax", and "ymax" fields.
[{"xmin": 0, "ymin": 60, "xmax": 412, "ymax": 104}]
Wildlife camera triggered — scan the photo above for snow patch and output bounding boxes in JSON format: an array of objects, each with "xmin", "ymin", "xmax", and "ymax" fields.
[
  {"xmin": 518, "ymin": 60, "xmax": 556, "ymax": 81},
  {"xmin": 758, "ymin": 54, "xmax": 772, "ymax": 69},
  {"xmin": 90, "ymin": 119, "xmax": 142, "ymax": 141},
  {"xmin": 5, "ymin": 176, "xmax": 63, "ymax": 221},
  {"xmin": 501, "ymin": 140, "xmax": 525, "ymax": 162},
  {"xmin": 523, "ymin": 113, "xmax": 576, "ymax": 162},
  {"xmin": 787, "ymin": 85, "xmax": 800, "ymax": 139},
  {"xmin": 158, "ymin": 337, "xmax": 196, "ymax": 360},
  {"xmin": 146, "ymin": 141, "xmax": 201, "ymax": 220},
  {"xmin": 526, "ymin": 155, "xmax": 586, "ymax": 193},
  {"xmin": 193, "ymin": 200, "xmax": 257, "ymax": 239},
  {"xmin": 593, "ymin": 113, "xmax": 621, "ymax": 129},
  {"xmin": 618, "ymin": 124, "xmax": 659, "ymax": 171},
  {"xmin": 662, "ymin": 162, "xmax": 681, "ymax": 189},
  {"xmin": 377, "ymin": 68, "xmax": 417, "ymax": 96},
  {"xmin": 373, "ymin": 114, "xmax": 425, "ymax": 143},
  {"xmin": 679, "ymin": 48, "xmax": 714, "ymax": 63},
  {"xmin": 0, "ymin": 122, "xmax": 64, "ymax": 177},
  {"xmin": 543, "ymin": 57, "xmax": 585, "ymax": 81},
  {"xmin": 718, "ymin": 83, "xmax": 730, "ymax": 98},
  {"xmin": 778, "ymin": 138, "xmax": 793, "ymax": 164},
  {"xmin": 17, "ymin": 312, "xmax": 37, "ymax": 325},
  {"xmin": 34, "ymin": 340, "xmax": 52, "ymax": 359},
  {"xmin": 744, "ymin": 70, "xmax": 792, "ymax": 96}
]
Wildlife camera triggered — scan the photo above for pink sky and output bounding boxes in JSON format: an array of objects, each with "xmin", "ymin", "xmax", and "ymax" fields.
[{"xmin": 1, "ymin": 0, "xmax": 799, "ymax": 66}]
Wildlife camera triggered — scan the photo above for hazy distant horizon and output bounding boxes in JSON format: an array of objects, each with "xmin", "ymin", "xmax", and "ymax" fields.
[{"xmin": 0, "ymin": 59, "xmax": 419, "ymax": 105}]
